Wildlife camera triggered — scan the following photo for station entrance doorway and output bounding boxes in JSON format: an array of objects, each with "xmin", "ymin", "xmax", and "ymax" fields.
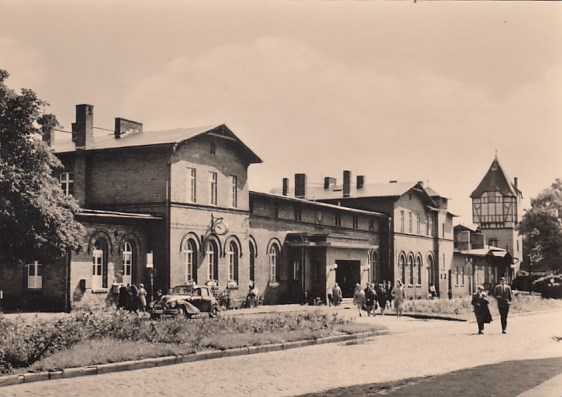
[{"xmin": 335, "ymin": 260, "xmax": 361, "ymax": 298}]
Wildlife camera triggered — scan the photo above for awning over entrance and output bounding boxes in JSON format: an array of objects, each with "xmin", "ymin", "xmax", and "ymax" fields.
[{"xmin": 284, "ymin": 232, "xmax": 378, "ymax": 250}]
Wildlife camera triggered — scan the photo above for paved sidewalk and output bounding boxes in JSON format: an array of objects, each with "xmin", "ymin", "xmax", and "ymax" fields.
[{"xmin": 1, "ymin": 309, "xmax": 560, "ymax": 397}]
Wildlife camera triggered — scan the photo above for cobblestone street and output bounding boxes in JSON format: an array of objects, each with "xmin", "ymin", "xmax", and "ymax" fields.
[{"xmin": 2, "ymin": 309, "xmax": 561, "ymax": 397}]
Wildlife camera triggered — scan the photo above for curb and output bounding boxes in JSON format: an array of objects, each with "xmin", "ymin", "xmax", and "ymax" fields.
[{"xmin": 0, "ymin": 330, "xmax": 389, "ymax": 388}]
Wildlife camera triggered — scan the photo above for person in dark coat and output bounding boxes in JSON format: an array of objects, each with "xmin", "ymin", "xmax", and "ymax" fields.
[
  {"xmin": 494, "ymin": 277, "xmax": 512, "ymax": 334},
  {"xmin": 375, "ymin": 283, "xmax": 388, "ymax": 316},
  {"xmin": 471, "ymin": 285, "xmax": 492, "ymax": 334},
  {"xmin": 364, "ymin": 283, "xmax": 377, "ymax": 317},
  {"xmin": 118, "ymin": 284, "xmax": 128, "ymax": 309},
  {"xmin": 129, "ymin": 284, "xmax": 139, "ymax": 313}
]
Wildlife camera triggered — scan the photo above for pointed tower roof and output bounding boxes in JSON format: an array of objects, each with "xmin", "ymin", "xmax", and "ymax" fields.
[{"xmin": 470, "ymin": 156, "xmax": 521, "ymax": 198}]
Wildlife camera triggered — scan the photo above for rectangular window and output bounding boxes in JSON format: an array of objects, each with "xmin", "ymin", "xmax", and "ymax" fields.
[
  {"xmin": 442, "ymin": 223, "xmax": 445, "ymax": 238},
  {"xmin": 462, "ymin": 267, "xmax": 465, "ymax": 286},
  {"xmin": 455, "ymin": 266, "xmax": 459, "ymax": 286},
  {"xmin": 230, "ymin": 175, "xmax": 238, "ymax": 208},
  {"xmin": 369, "ymin": 218, "xmax": 374, "ymax": 231},
  {"xmin": 408, "ymin": 212, "xmax": 413, "ymax": 233},
  {"xmin": 352, "ymin": 216, "xmax": 359, "ymax": 229},
  {"xmin": 209, "ymin": 172, "xmax": 217, "ymax": 206},
  {"xmin": 489, "ymin": 239, "xmax": 498, "ymax": 247},
  {"xmin": 92, "ymin": 249, "xmax": 103, "ymax": 290},
  {"xmin": 400, "ymin": 210, "xmax": 404, "ymax": 232},
  {"xmin": 187, "ymin": 168, "xmax": 196, "ymax": 203},
  {"xmin": 27, "ymin": 261, "xmax": 42, "ymax": 289},
  {"xmin": 293, "ymin": 260, "xmax": 300, "ymax": 280},
  {"xmin": 335, "ymin": 213, "xmax": 341, "ymax": 227},
  {"xmin": 60, "ymin": 172, "xmax": 73, "ymax": 196},
  {"xmin": 294, "ymin": 204, "xmax": 302, "ymax": 221},
  {"xmin": 417, "ymin": 216, "xmax": 421, "ymax": 234}
]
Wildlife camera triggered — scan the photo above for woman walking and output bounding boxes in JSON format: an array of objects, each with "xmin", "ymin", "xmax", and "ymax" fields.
[
  {"xmin": 391, "ymin": 280, "xmax": 405, "ymax": 318},
  {"xmin": 375, "ymin": 283, "xmax": 388, "ymax": 316},
  {"xmin": 471, "ymin": 285, "xmax": 492, "ymax": 334},
  {"xmin": 353, "ymin": 283, "xmax": 365, "ymax": 317}
]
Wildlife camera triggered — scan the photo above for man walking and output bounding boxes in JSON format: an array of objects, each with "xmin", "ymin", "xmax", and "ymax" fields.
[{"xmin": 494, "ymin": 277, "xmax": 512, "ymax": 334}]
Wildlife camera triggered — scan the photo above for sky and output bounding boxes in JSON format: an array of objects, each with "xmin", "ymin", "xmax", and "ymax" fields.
[{"xmin": 1, "ymin": 0, "xmax": 560, "ymax": 225}]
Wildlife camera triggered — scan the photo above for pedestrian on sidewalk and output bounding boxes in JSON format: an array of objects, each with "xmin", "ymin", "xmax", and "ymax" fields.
[
  {"xmin": 471, "ymin": 285, "xmax": 492, "ymax": 334},
  {"xmin": 364, "ymin": 283, "xmax": 376, "ymax": 317},
  {"xmin": 332, "ymin": 283, "xmax": 342, "ymax": 307},
  {"xmin": 138, "ymin": 283, "xmax": 147, "ymax": 312},
  {"xmin": 392, "ymin": 280, "xmax": 405, "ymax": 318},
  {"xmin": 375, "ymin": 283, "xmax": 387, "ymax": 316},
  {"xmin": 386, "ymin": 280, "xmax": 393, "ymax": 310},
  {"xmin": 494, "ymin": 277, "xmax": 512, "ymax": 334},
  {"xmin": 353, "ymin": 283, "xmax": 365, "ymax": 317}
]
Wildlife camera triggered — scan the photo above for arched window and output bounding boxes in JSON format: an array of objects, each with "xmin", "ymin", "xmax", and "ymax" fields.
[
  {"xmin": 416, "ymin": 255, "xmax": 422, "ymax": 285},
  {"xmin": 399, "ymin": 253, "xmax": 406, "ymax": 284},
  {"xmin": 408, "ymin": 254, "xmax": 414, "ymax": 286},
  {"xmin": 92, "ymin": 240, "xmax": 107, "ymax": 289},
  {"xmin": 122, "ymin": 241, "xmax": 133, "ymax": 285},
  {"xmin": 249, "ymin": 241, "xmax": 256, "ymax": 283},
  {"xmin": 227, "ymin": 241, "xmax": 239, "ymax": 284},
  {"xmin": 427, "ymin": 254, "xmax": 434, "ymax": 291},
  {"xmin": 182, "ymin": 239, "xmax": 197, "ymax": 283},
  {"xmin": 269, "ymin": 244, "xmax": 279, "ymax": 283},
  {"xmin": 207, "ymin": 240, "xmax": 219, "ymax": 282}
]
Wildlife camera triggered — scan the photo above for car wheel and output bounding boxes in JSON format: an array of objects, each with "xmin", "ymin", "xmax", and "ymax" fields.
[
  {"xmin": 209, "ymin": 305, "xmax": 219, "ymax": 318},
  {"xmin": 180, "ymin": 306, "xmax": 192, "ymax": 319}
]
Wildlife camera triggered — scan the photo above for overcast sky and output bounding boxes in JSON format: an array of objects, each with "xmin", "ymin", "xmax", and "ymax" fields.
[{"xmin": 1, "ymin": 0, "xmax": 560, "ymax": 224}]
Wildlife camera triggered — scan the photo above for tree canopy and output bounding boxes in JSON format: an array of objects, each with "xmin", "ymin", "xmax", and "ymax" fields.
[
  {"xmin": 0, "ymin": 70, "xmax": 85, "ymax": 264},
  {"xmin": 519, "ymin": 178, "xmax": 562, "ymax": 274}
]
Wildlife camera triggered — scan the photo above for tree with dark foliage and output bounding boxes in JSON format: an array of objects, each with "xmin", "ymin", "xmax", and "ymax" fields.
[
  {"xmin": 519, "ymin": 179, "xmax": 562, "ymax": 274},
  {"xmin": 0, "ymin": 70, "xmax": 84, "ymax": 265}
]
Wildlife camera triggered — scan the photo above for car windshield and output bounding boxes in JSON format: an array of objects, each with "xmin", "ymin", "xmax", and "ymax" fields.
[{"xmin": 170, "ymin": 286, "xmax": 193, "ymax": 295}]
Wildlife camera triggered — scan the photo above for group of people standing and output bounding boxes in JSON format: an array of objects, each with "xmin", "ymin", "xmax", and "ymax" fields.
[
  {"xmin": 471, "ymin": 277, "xmax": 512, "ymax": 335},
  {"xmin": 118, "ymin": 283, "xmax": 148, "ymax": 313},
  {"xmin": 347, "ymin": 280, "xmax": 407, "ymax": 318}
]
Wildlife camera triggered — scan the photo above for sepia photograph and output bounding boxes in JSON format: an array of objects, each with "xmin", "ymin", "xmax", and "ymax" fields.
[{"xmin": 1, "ymin": 0, "xmax": 561, "ymax": 396}]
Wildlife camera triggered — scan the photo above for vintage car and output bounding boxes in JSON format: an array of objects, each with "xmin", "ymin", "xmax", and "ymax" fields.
[{"xmin": 149, "ymin": 284, "xmax": 220, "ymax": 319}]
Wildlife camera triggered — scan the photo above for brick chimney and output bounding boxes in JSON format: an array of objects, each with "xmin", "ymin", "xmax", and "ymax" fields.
[
  {"xmin": 295, "ymin": 173, "xmax": 307, "ymax": 199},
  {"xmin": 324, "ymin": 177, "xmax": 336, "ymax": 190},
  {"xmin": 356, "ymin": 175, "xmax": 365, "ymax": 189},
  {"xmin": 282, "ymin": 178, "xmax": 289, "ymax": 196},
  {"xmin": 115, "ymin": 117, "xmax": 143, "ymax": 139},
  {"xmin": 343, "ymin": 170, "xmax": 351, "ymax": 197},
  {"xmin": 72, "ymin": 104, "xmax": 94, "ymax": 149},
  {"xmin": 514, "ymin": 177, "xmax": 518, "ymax": 189}
]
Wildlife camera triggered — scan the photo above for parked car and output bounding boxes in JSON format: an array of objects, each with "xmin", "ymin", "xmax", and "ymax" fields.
[
  {"xmin": 512, "ymin": 275, "xmax": 542, "ymax": 292},
  {"xmin": 149, "ymin": 284, "xmax": 220, "ymax": 319},
  {"xmin": 533, "ymin": 275, "xmax": 562, "ymax": 299}
]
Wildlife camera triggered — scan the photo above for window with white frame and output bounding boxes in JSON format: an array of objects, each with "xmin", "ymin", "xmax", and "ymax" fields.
[
  {"xmin": 227, "ymin": 241, "xmax": 239, "ymax": 284},
  {"xmin": 209, "ymin": 172, "xmax": 218, "ymax": 206},
  {"xmin": 400, "ymin": 211, "xmax": 405, "ymax": 232},
  {"xmin": 60, "ymin": 172, "xmax": 73, "ymax": 196},
  {"xmin": 269, "ymin": 244, "xmax": 279, "ymax": 283},
  {"xmin": 399, "ymin": 253, "xmax": 406, "ymax": 284},
  {"xmin": 187, "ymin": 168, "xmax": 196, "ymax": 203},
  {"xmin": 183, "ymin": 239, "xmax": 197, "ymax": 283},
  {"xmin": 408, "ymin": 254, "xmax": 414, "ymax": 285},
  {"xmin": 408, "ymin": 212, "xmax": 413, "ymax": 233},
  {"xmin": 92, "ymin": 246, "xmax": 104, "ymax": 290},
  {"xmin": 249, "ymin": 241, "xmax": 256, "ymax": 282},
  {"xmin": 207, "ymin": 240, "xmax": 219, "ymax": 282},
  {"xmin": 417, "ymin": 216, "xmax": 421, "ymax": 235},
  {"xmin": 416, "ymin": 255, "xmax": 422, "ymax": 285},
  {"xmin": 122, "ymin": 242, "xmax": 133, "ymax": 286},
  {"xmin": 230, "ymin": 176, "xmax": 238, "ymax": 208},
  {"xmin": 27, "ymin": 261, "xmax": 42, "ymax": 289}
]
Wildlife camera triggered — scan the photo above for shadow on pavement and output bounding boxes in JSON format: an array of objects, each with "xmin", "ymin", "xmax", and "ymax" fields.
[{"xmin": 297, "ymin": 356, "xmax": 562, "ymax": 397}]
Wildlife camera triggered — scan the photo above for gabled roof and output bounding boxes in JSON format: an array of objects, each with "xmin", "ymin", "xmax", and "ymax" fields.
[
  {"xmin": 282, "ymin": 181, "xmax": 441, "ymax": 208},
  {"xmin": 470, "ymin": 156, "xmax": 521, "ymax": 198},
  {"xmin": 53, "ymin": 124, "xmax": 263, "ymax": 164}
]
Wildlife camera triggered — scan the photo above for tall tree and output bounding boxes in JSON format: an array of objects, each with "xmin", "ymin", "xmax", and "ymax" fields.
[
  {"xmin": 0, "ymin": 70, "xmax": 85, "ymax": 264},
  {"xmin": 519, "ymin": 178, "xmax": 562, "ymax": 274}
]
